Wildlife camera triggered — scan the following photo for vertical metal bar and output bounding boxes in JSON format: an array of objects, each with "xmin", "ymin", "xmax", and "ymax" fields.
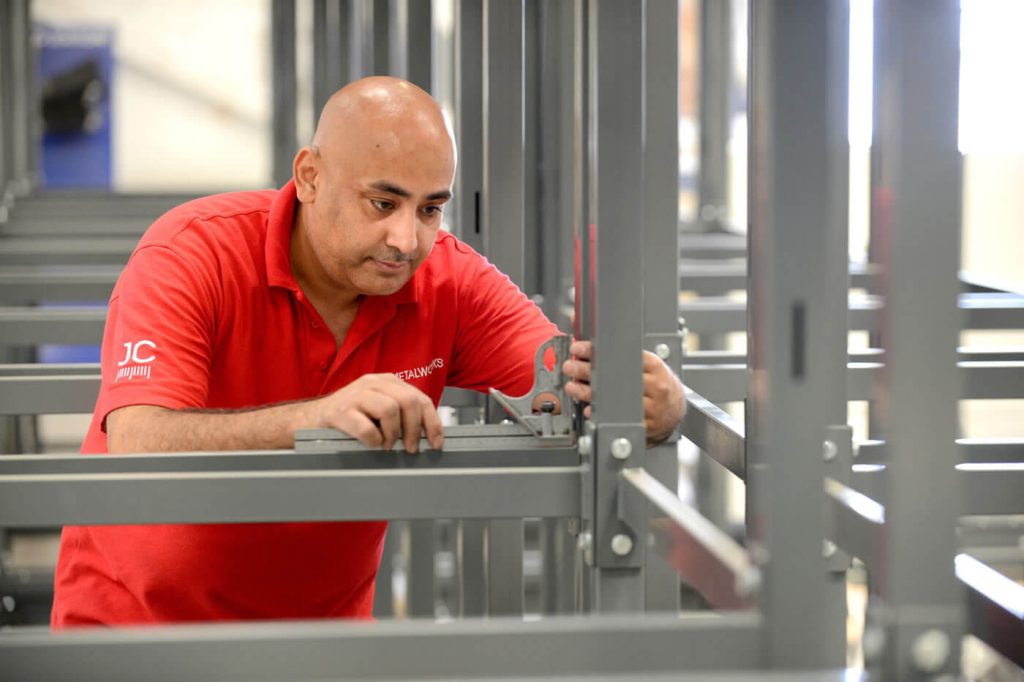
[
  {"xmin": 695, "ymin": 0, "xmax": 732, "ymax": 232},
  {"xmin": 454, "ymin": 0, "xmax": 484, "ymax": 251},
  {"xmin": 586, "ymin": 0, "xmax": 646, "ymax": 614},
  {"xmin": 404, "ymin": 0, "xmax": 434, "ymax": 91},
  {"xmin": 453, "ymin": 0, "xmax": 486, "ymax": 617},
  {"xmin": 481, "ymin": 0, "xmax": 526, "ymax": 616},
  {"xmin": 350, "ymin": 0, "xmax": 374, "ymax": 80},
  {"xmin": 372, "ymin": 522, "xmax": 399, "ymax": 617},
  {"xmin": 372, "ymin": 0, "xmax": 390, "ymax": 74},
  {"xmin": 872, "ymin": 1, "xmax": 963, "ymax": 678},
  {"xmin": 746, "ymin": 0, "xmax": 849, "ymax": 668},
  {"xmin": 0, "ymin": 0, "xmax": 11, "ymax": 208},
  {"xmin": 522, "ymin": 0, "xmax": 540, "ymax": 297},
  {"xmin": 407, "ymin": 519, "xmax": 436, "ymax": 618},
  {"xmin": 642, "ymin": 0, "xmax": 682, "ymax": 614},
  {"xmin": 313, "ymin": 0, "xmax": 351, "ymax": 121},
  {"xmin": 271, "ymin": 0, "xmax": 298, "ymax": 187}
]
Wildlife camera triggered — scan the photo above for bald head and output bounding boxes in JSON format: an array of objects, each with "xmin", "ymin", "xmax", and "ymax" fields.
[{"xmin": 311, "ymin": 77, "xmax": 456, "ymax": 167}]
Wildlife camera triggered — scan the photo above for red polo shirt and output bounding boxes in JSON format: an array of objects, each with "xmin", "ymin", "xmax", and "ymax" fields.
[{"xmin": 51, "ymin": 181, "xmax": 557, "ymax": 627}]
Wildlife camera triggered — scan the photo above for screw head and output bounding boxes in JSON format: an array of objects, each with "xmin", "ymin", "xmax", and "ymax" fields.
[
  {"xmin": 734, "ymin": 567, "xmax": 761, "ymax": 598},
  {"xmin": 611, "ymin": 437, "xmax": 632, "ymax": 460},
  {"xmin": 610, "ymin": 533, "xmax": 634, "ymax": 556},
  {"xmin": 654, "ymin": 343, "xmax": 671, "ymax": 360},
  {"xmin": 577, "ymin": 435, "xmax": 592, "ymax": 456},
  {"xmin": 823, "ymin": 440, "xmax": 838, "ymax": 462},
  {"xmin": 911, "ymin": 629, "xmax": 951, "ymax": 673},
  {"xmin": 823, "ymin": 539, "xmax": 837, "ymax": 559}
]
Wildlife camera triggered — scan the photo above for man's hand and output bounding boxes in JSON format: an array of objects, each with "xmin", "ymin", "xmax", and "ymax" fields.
[
  {"xmin": 303, "ymin": 373, "xmax": 444, "ymax": 452},
  {"xmin": 561, "ymin": 340, "xmax": 685, "ymax": 445}
]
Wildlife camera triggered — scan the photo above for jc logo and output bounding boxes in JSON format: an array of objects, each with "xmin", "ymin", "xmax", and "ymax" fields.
[{"xmin": 118, "ymin": 340, "xmax": 157, "ymax": 366}]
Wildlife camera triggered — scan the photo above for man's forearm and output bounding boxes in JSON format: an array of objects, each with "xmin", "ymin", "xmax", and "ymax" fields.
[{"xmin": 106, "ymin": 400, "xmax": 318, "ymax": 453}]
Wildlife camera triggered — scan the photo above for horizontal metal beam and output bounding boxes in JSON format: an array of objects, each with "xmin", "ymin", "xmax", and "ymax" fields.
[
  {"xmin": 680, "ymin": 388, "xmax": 745, "ymax": 479},
  {"xmin": 0, "ymin": 238, "xmax": 137, "ymax": 265},
  {"xmin": 677, "ymin": 261, "xmax": 876, "ymax": 295},
  {"xmin": 0, "ymin": 465, "xmax": 582, "ymax": 526},
  {"xmin": 685, "ymin": 347, "xmax": 1024, "ymax": 366},
  {"xmin": 957, "ymin": 553, "xmax": 1024, "ymax": 669},
  {"xmin": 0, "ymin": 307, "xmax": 106, "ymax": 344},
  {"xmin": 0, "ymin": 441, "xmax": 580, "ymax": 476},
  {"xmin": 0, "ymin": 267, "xmax": 118, "ymax": 304},
  {"xmin": 850, "ymin": 465, "xmax": 1024, "ymax": 517},
  {"xmin": 0, "ymin": 613, "xmax": 764, "ymax": 681},
  {"xmin": 0, "ymin": 217, "xmax": 151, "ymax": 237},
  {"xmin": 856, "ymin": 438, "xmax": 1024, "ymax": 466},
  {"xmin": 0, "ymin": 374, "xmax": 100, "ymax": 414},
  {"xmin": 8, "ymin": 192, "xmax": 200, "ymax": 217},
  {"xmin": 683, "ymin": 361, "xmax": 1024, "ymax": 403},
  {"xmin": 620, "ymin": 468, "xmax": 758, "ymax": 610},
  {"xmin": 678, "ymin": 231, "xmax": 746, "ymax": 260},
  {"xmin": 680, "ymin": 293, "xmax": 1024, "ymax": 335}
]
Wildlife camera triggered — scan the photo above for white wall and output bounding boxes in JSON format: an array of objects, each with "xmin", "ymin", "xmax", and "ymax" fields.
[{"xmin": 34, "ymin": 0, "xmax": 273, "ymax": 191}]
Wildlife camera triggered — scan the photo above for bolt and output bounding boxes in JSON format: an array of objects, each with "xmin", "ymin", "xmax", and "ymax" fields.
[
  {"xmin": 823, "ymin": 539, "xmax": 837, "ymax": 559},
  {"xmin": 654, "ymin": 343, "xmax": 671, "ymax": 360},
  {"xmin": 734, "ymin": 567, "xmax": 761, "ymax": 598},
  {"xmin": 1, "ymin": 595, "xmax": 14, "ymax": 613},
  {"xmin": 910, "ymin": 629, "xmax": 951, "ymax": 674},
  {"xmin": 862, "ymin": 625, "xmax": 886, "ymax": 663},
  {"xmin": 611, "ymin": 534, "xmax": 634, "ymax": 556},
  {"xmin": 611, "ymin": 437, "xmax": 632, "ymax": 461},
  {"xmin": 577, "ymin": 531, "xmax": 593, "ymax": 553},
  {"xmin": 540, "ymin": 400, "xmax": 555, "ymax": 413},
  {"xmin": 823, "ymin": 440, "xmax": 838, "ymax": 462},
  {"xmin": 577, "ymin": 435, "xmax": 592, "ymax": 456}
]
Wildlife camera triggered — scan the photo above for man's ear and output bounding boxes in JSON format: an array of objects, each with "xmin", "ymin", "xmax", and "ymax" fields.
[{"xmin": 293, "ymin": 147, "xmax": 318, "ymax": 203}]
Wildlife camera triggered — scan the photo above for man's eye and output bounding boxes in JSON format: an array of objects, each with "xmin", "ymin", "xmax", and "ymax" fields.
[
  {"xmin": 422, "ymin": 205, "xmax": 443, "ymax": 216},
  {"xmin": 371, "ymin": 199, "xmax": 393, "ymax": 212}
]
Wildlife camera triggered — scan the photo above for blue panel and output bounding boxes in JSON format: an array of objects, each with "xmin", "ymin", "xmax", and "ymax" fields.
[{"xmin": 36, "ymin": 23, "xmax": 114, "ymax": 189}]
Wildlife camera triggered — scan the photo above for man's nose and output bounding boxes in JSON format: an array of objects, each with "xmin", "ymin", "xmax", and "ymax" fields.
[{"xmin": 384, "ymin": 208, "xmax": 419, "ymax": 255}]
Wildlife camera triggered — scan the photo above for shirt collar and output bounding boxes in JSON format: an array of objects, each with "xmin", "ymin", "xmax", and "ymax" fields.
[{"xmin": 264, "ymin": 180, "xmax": 419, "ymax": 306}]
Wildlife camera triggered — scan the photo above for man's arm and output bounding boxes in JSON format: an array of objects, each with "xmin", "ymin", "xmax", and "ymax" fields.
[{"xmin": 106, "ymin": 374, "xmax": 445, "ymax": 454}]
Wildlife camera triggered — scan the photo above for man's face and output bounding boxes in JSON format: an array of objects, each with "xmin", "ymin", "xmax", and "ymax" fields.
[{"xmin": 304, "ymin": 128, "xmax": 455, "ymax": 298}]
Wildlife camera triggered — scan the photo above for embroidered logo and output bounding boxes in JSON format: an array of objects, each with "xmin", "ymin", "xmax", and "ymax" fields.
[
  {"xmin": 115, "ymin": 340, "xmax": 156, "ymax": 382},
  {"xmin": 394, "ymin": 357, "xmax": 445, "ymax": 382}
]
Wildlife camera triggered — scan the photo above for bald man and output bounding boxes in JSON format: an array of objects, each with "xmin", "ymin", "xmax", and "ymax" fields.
[{"xmin": 51, "ymin": 77, "xmax": 684, "ymax": 627}]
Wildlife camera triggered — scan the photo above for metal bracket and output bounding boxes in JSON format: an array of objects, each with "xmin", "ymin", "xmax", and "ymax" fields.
[
  {"xmin": 823, "ymin": 424, "xmax": 853, "ymax": 574},
  {"xmin": 593, "ymin": 423, "xmax": 646, "ymax": 568},
  {"xmin": 489, "ymin": 335, "xmax": 573, "ymax": 439}
]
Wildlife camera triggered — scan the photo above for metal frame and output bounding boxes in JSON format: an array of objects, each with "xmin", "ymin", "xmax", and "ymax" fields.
[{"xmin": 1, "ymin": 0, "xmax": 1022, "ymax": 679}]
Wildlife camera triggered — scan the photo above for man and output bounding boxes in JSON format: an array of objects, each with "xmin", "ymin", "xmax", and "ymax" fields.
[{"xmin": 51, "ymin": 77, "xmax": 684, "ymax": 627}]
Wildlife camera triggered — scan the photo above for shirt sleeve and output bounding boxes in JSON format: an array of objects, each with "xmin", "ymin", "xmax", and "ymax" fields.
[
  {"xmin": 446, "ymin": 249, "xmax": 561, "ymax": 397},
  {"xmin": 95, "ymin": 242, "xmax": 219, "ymax": 429}
]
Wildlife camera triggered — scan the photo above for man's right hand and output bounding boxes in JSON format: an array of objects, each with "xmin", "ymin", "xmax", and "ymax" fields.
[{"xmin": 303, "ymin": 373, "xmax": 444, "ymax": 453}]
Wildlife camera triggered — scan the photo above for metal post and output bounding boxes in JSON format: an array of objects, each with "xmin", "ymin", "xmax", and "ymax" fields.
[
  {"xmin": 388, "ymin": 0, "xmax": 433, "ymax": 91},
  {"xmin": 695, "ymin": 0, "xmax": 732, "ymax": 232},
  {"xmin": 407, "ymin": 520, "xmax": 435, "ymax": 617},
  {"xmin": 746, "ymin": 0, "xmax": 849, "ymax": 668},
  {"xmin": 350, "ymin": 0, "xmax": 375, "ymax": 80},
  {"xmin": 312, "ymin": 0, "xmax": 351, "ymax": 120},
  {"xmin": 481, "ymin": 0, "xmax": 526, "ymax": 615},
  {"xmin": 871, "ymin": 1, "xmax": 963, "ymax": 678},
  {"xmin": 271, "ymin": 0, "xmax": 298, "ymax": 187},
  {"xmin": 642, "ymin": 0, "xmax": 682, "ymax": 614},
  {"xmin": 536, "ymin": 0, "xmax": 578, "ymax": 614},
  {"xmin": 586, "ymin": 0, "xmax": 647, "ymax": 614}
]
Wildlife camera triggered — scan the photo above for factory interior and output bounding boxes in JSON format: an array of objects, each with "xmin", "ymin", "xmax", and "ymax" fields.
[{"xmin": 0, "ymin": 0, "xmax": 1022, "ymax": 680}]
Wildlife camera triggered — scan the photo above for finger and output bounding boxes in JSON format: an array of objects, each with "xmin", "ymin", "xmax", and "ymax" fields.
[
  {"xmin": 562, "ymin": 358, "xmax": 592, "ymax": 384},
  {"xmin": 420, "ymin": 397, "xmax": 445, "ymax": 450},
  {"xmin": 565, "ymin": 379, "xmax": 591, "ymax": 404},
  {"xmin": 642, "ymin": 350, "xmax": 663, "ymax": 372},
  {"xmin": 361, "ymin": 389, "xmax": 403, "ymax": 450},
  {"xmin": 584, "ymin": 404, "xmax": 592, "ymax": 419},
  {"xmin": 397, "ymin": 393, "xmax": 424, "ymax": 453},
  {"xmin": 569, "ymin": 340, "xmax": 592, "ymax": 360},
  {"xmin": 336, "ymin": 411, "xmax": 385, "ymax": 448}
]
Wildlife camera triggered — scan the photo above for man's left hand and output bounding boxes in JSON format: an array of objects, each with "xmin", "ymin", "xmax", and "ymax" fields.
[{"xmin": 561, "ymin": 340, "xmax": 685, "ymax": 445}]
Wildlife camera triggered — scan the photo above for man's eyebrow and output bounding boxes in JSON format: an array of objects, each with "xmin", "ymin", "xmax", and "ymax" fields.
[{"xmin": 369, "ymin": 181, "xmax": 451, "ymax": 202}]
